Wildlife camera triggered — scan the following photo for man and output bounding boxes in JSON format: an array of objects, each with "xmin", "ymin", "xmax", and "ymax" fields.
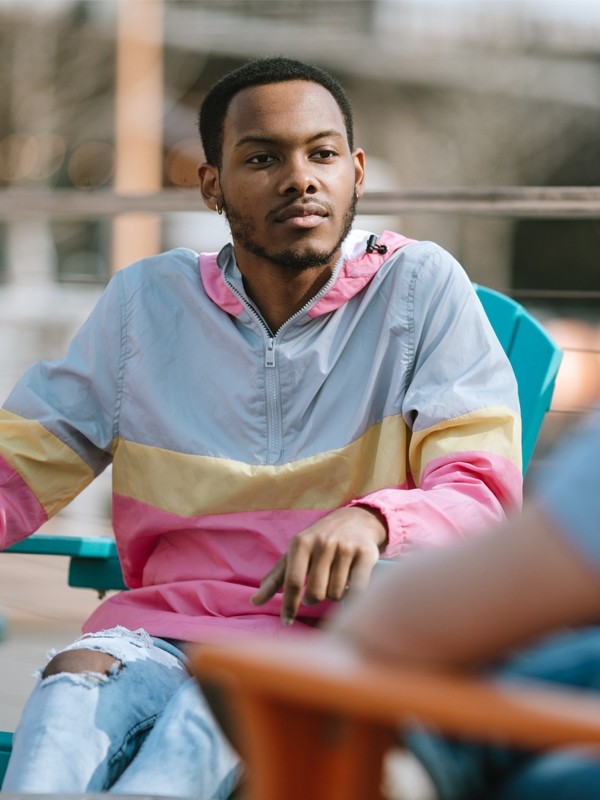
[
  {"xmin": 331, "ymin": 407, "xmax": 600, "ymax": 799},
  {"xmin": 0, "ymin": 56, "xmax": 521, "ymax": 796}
]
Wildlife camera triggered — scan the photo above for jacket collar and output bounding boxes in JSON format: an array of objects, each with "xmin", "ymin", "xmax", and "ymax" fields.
[{"xmin": 198, "ymin": 229, "xmax": 416, "ymax": 319}]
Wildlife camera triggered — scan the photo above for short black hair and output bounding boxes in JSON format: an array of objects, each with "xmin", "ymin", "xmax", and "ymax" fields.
[{"xmin": 198, "ymin": 56, "xmax": 354, "ymax": 168}]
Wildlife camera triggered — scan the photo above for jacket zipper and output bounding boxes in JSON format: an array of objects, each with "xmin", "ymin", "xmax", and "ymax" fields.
[
  {"xmin": 221, "ymin": 279, "xmax": 282, "ymax": 461},
  {"xmin": 265, "ymin": 338, "xmax": 275, "ymax": 368},
  {"xmin": 222, "ymin": 265, "xmax": 340, "ymax": 462}
]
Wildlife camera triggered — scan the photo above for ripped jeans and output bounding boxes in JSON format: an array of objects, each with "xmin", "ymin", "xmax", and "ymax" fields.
[{"xmin": 2, "ymin": 626, "xmax": 241, "ymax": 797}]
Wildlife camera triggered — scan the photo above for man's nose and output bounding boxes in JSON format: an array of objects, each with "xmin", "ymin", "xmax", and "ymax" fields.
[{"xmin": 280, "ymin": 156, "xmax": 318, "ymax": 195}]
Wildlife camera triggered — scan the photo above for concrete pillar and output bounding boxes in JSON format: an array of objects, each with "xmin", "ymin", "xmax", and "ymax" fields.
[{"xmin": 112, "ymin": 0, "xmax": 164, "ymax": 272}]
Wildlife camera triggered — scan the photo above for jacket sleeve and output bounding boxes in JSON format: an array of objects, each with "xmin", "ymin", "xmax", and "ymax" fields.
[
  {"xmin": 349, "ymin": 244, "xmax": 523, "ymax": 556},
  {"xmin": 0, "ymin": 272, "xmax": 125, "ymax": 548}
]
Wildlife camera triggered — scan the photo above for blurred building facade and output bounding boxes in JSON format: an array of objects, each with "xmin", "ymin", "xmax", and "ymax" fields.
[
  {"xmin": 0, "ymin": 0, "xmax": 599, "ymax": 526},
  {"xmin": 1, "ymin": 1, "xmax": 600, "ymax": 279}
]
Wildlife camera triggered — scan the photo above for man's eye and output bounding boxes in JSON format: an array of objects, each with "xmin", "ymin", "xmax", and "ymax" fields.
[
  {"xmin": 247, "ymin": 154, "xmax": 276, "ymax": 164},
  {"xmin": 312, "ymin": 150, "xmax": 336, "ymax": 160}
]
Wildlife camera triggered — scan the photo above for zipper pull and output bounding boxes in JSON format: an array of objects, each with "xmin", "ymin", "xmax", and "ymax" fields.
[{"xmin": 265, "ymin": 338, "xmax": 276, "ymax": 368}]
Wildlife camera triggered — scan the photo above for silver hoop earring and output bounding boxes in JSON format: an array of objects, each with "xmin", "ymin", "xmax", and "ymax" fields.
[{"xmin": 216, "ymin": 204, "xmax": 223, "ymax": 216}]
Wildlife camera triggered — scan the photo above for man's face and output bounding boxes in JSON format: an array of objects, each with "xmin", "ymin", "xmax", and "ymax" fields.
[{"xmin": 202, "ymin": 80, "xmax": 365, "ymax": 273}]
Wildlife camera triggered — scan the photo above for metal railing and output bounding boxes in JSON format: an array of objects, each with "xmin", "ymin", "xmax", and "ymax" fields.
[
  {"xmin": 2, "ymin": 186, "xmax": 600, "ymax": 218},
  {"xmin": 1, "ymin": 185, "xmax": 598, "ymax": 435}
]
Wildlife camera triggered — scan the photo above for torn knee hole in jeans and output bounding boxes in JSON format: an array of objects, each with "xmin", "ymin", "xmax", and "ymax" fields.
[
  {"xmin": 39, "ymin": 650, "xmax": 125, "ymax": 686},
  {"xmin": 38, "ymin": 665, "xmax": 123, "ymax": 688}
]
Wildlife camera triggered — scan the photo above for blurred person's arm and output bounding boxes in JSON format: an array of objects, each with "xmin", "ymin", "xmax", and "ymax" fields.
[
  {"xmin": 330, "ymin": 410, "xmax": 600, "ymax": 669},
  {"xmin": 330, "ymin": 504, "xmax": 600, "ymax": 669}
]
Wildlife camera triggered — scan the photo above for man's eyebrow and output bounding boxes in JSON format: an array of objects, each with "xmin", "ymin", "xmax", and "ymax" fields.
[{"xmin": 234, "ymin": 130, "xmax": 345, "ymax": 148}]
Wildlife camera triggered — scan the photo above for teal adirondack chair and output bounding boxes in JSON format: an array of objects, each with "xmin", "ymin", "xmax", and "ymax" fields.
[
  {"xmin": 473, "ymin": 285, "xmax": 563, "ymax": 472},
  {"xmin": 0, "ymin": 285, "xmax": 562, "ymax": 783}
]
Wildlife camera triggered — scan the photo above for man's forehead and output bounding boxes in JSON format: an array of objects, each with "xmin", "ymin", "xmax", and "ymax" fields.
[{"xmin": 223, "ymin": 81, "xmax": 346, "ymax": 143}]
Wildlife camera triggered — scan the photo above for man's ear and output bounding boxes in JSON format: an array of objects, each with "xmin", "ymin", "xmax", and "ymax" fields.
[
  {"xmin": 198, "ymin": 163, "xmax": 222, "ymax": 213},
  {"xmin": 353, "ymin": 148, "xmax": 366, "ymax": 198}
]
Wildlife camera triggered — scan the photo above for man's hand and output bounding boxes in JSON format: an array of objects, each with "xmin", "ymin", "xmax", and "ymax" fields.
[{"xmin": 250, "ymin": 506, "xmax": 387, "ymax": 626}]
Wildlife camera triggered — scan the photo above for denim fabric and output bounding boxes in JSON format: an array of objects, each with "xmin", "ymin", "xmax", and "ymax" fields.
[
  {"xmin": 2, "ymin": 626, "xmax": 241, "ymax": 797},
  {"xmin": 491, "ymin": 749, "xmax": 600, "ymax": 800},
  {"xmin": 407, "ymin": 626, "xmax": 600, "ymax": 800}
]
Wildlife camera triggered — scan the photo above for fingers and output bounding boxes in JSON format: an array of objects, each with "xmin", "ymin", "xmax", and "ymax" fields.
[
  {"xmin": 346, "ymin": 551, "xmax": 377, "ymax": 594},
  {"xmin": 283, "ymin": 540, "xmax": 379, "ymax": 625},
  {"xmin": 251, "ymin": 507, "xmax": 386, "ymax": 626},
  {"xmin": 306, "ymin": 544, "xmax": 353, "ymax": 603},
  {"xmin": 250, "ymin": 556, "xmax": 286, "ymax": 607},
  {"xmin": 280, "ymin": 539, "xmax": 312, "ymax": 626}
]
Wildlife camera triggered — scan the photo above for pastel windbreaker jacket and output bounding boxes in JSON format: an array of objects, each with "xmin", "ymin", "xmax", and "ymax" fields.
[{"xmin": 0, "ymin": 229, "xmax": 522, "ymax": 642}]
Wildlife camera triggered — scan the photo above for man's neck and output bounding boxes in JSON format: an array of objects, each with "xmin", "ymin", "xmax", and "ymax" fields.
[{"xmin": 235, "ymin": 254, "xmax": 337, "ymax": 333}]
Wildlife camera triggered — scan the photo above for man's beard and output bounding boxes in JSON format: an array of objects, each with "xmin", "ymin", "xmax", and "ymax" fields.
[{"xmin": 221, "ymin": 193, "xmax": 358, "ymax": 273}]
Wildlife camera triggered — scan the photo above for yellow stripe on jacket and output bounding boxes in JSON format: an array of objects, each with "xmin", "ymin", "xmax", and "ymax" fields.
[
  {"xmin": 0, "ymin": 408, "xmax": 95, "ymax": 517},
  {"xmin": 409, "ymin": 407, "xmax": 522, "ymax": 485},
  {"xmin": 112, "ymin": 415, "xmax": 410, "ymax": 516}
]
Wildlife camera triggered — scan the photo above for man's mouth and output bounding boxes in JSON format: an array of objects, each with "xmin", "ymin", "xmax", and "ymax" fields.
[{"xmin": 273, "ymin": 202, "xmax": 329, "ymax": 229}]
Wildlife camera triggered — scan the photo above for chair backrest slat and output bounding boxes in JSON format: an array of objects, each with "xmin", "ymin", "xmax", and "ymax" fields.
[{"xmin": 474, "ymin": 284, "xmax": 562, "ymax": 472}]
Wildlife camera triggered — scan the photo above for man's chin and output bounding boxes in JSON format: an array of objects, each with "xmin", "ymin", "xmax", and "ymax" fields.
[
  {"xmin": 264, "ymin": 229, "xmax": 346, "ymax": 272},
  {"xmin": 267, "ymin": 246, "xmax": 336, "ymax": 272}
]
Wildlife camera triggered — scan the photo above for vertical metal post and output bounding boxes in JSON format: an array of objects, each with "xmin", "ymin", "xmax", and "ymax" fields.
[{"xmin": 112, "ymin": 0, "xmax": 164, "ymax": 272}]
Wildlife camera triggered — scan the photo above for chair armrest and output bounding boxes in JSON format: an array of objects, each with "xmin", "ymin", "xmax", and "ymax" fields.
[
  {"xmin": 4, "ymin": 534, "xmax": 126, "ymax": 593},
  {"xmin": 192, "ymin": 636, "xmax": 600, "ymax": 800},
  {"xmin": 4, "ymin": 534, "xmax": 117, "ymax": 558}
]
